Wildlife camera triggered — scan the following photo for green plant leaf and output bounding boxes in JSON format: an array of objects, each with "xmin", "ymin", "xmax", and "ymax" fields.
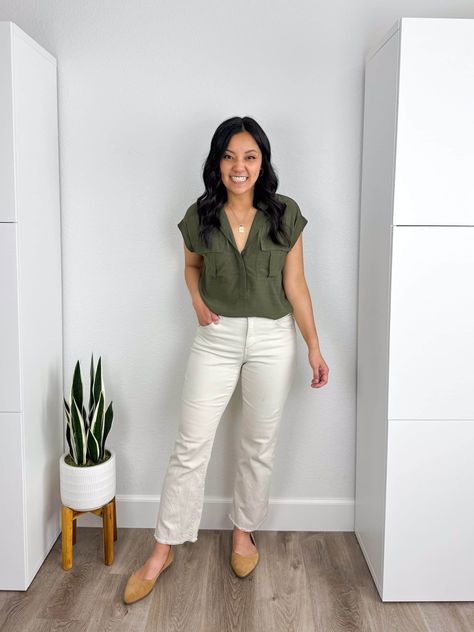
[
  {"xmin": 82, "ymin": 404, "xmax": 89, "ymax": 431},
  {"xmin": 71, "ymin": 361, "xmax": 83, "ymax": 417},
  {"xmin": 89, "ymin": 391, "xmax": 105, "ymax": 462},
  {"xmin": 64, "ymin": 397, "xmax": 73, "ymax": 457},
  {"xmin": 65, "ymin": 418, "xmax": 73, "ymax": 456},
  {"xmin": 93, "ymin": 357, "xmax": 103, "ymax": 410},
  {"xmin": 71, "ymin": 397, "xmax": 87, "ymax": 465},
  {"xmin": 87, "ymin": 421, "xmax": 100, "ymax": 462},
  {"xmin": 89, "ymin": 353, "xmax": 95, "ymax": 424},
  {"xmin": 64, "ymin": 399, "xmax": 71, "ymax": 424},
  {"xmin": 103, "ymin": 401, "xmax": 113, "ymax": 449}
]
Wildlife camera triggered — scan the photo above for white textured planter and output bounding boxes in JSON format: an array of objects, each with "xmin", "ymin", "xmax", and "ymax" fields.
[{"xmin": 60, "ymin": 449, "xmax": 116, "ymax": 511}]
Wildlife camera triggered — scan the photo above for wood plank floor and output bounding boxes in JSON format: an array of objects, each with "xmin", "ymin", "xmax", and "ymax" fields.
[{"xmin": 1, "ymin": 529, "xmax": 473, "ymax": 631}]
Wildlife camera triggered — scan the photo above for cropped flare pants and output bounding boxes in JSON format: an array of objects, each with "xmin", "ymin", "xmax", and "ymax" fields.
[{"xmin": 154, "ymin": 312, "xmax": 297, "ymax": 545}]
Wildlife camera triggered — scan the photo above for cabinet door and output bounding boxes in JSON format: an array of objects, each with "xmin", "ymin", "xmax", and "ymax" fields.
[
  {"xmin": 383, "ymin": 420, "xmax": 474, "ymax": 601},
  {"xmin": 393, "ymin": 19, "xmax": 474, "ymax": 225},
  {"xmin": 0, "ymin": 22, "xmax": 15, "ymax": 222},
  {"xmin": 0, "ymin": 224, "xmax": 21, "ymax": 412},
  {"xmin": 0, "ymin": 412, "xmax": 26, "ymax": 590},
  {"xmin": 388, "ymin": 226, "xmax": 474, "ymax": 420}
]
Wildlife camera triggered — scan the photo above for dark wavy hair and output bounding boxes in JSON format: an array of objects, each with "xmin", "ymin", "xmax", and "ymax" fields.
[{"xmin": 196, "ymin": 116, "xmax": 291, "ymax": 249}]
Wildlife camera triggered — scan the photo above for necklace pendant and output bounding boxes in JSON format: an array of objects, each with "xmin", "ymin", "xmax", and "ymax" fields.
[{"xmin": 238, "ymin": 224, "xmax": 244, "ymax": 233}]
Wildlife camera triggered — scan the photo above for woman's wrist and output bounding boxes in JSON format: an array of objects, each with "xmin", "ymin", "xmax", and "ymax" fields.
[{"xmin": 191, "ymin": 291, "xmax": 204, "ymax": 308}]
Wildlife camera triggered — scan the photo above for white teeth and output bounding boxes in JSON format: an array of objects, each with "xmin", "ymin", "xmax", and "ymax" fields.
[{"xmin": 231, "ymin": 176, "xmax": 247, "ymax": 181}]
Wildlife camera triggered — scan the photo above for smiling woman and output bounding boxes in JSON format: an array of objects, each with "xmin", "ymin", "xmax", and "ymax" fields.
[{"xmin": 124, "ymin": 115, "xmax": 328, "ymax": 605}]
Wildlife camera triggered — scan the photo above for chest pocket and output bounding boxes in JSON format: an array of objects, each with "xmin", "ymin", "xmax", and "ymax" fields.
[
  {"xmin": 196, "ymin": 232, "xmax": 236, "ymax": 278},
  {"xmin": 258, "ymin": 232, "xmax": 290, "ymax": 277}
]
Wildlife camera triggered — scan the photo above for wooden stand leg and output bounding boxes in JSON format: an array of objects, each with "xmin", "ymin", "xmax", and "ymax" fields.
[
  {"xmin": 72, "ymin": 514, "xmax": 76, "ymax": 545},
  {"xmin": 112, "ymin": 496, "xmax": 117, "ymax": 541},
  {"xmin": 61, "ymin": 505, "xmax": 74, "ymax": 570},
  {"xmin": 102, "ymin": 499, "xmax": 115, "ymax": 565}
]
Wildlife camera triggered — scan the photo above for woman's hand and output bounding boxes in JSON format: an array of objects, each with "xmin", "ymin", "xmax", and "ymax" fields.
[
  {"xmin": 193, "ymin": 297, "xmax": 220, "ymax": 327},
  {"xmin": 308, "ymin": 348, "xmax": 329, "ymax": 388}
]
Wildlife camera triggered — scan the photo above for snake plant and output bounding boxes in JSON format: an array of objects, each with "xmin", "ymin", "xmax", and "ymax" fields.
[{"xmin": 63, "ymin": 354, "xmax": 114, "ymax": 466}]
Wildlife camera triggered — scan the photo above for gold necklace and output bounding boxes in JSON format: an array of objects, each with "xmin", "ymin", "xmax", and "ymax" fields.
[{"xmin": 225, "ymin": 203, "xmax": 254, "ymax": 233}]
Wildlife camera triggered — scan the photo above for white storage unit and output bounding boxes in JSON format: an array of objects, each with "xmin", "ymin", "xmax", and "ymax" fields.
[
  {"xmin": 355, "ymin": 17, "xmax": 474, "ymax": 602},
  {"xmin": 0, "ymin": 22, "xmax": 63, "ymax": 590}
]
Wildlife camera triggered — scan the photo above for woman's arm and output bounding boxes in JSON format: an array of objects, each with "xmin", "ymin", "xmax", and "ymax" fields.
[
  {"xmin": 181, "ymin": 244, "xmax": 219, "ymax": 325},
  {"xmin": 283, "ymin": 235, "xmax": 329, "ymax": 388},
  {"xmin": 182, "ymin": 244, "xmax": 203, "ymax": 304}
]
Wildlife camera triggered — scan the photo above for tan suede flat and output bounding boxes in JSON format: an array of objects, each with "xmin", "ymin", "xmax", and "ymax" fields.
[
  {"xmin": 123, "ymin": 546, "xmax": 174, "ymax": 605},
  {"xmin": 230, "ymin": 531, "xmax": 259, "ymax": 578}
]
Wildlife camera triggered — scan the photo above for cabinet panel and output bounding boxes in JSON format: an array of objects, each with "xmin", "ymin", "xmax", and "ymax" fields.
[
  {"xmin": 0, "ymin": 412, "xmax": 26, "ymax": 590},
  {"xmin": 0, "ymin": 22, "xmax": 15, "ymax": 222},
  {"xmin": 355, "ymin": 26, "xmax": 399, "ymax": 594},
  {"xmin": 0, "ymin": 224, "xmax": 21, "ymax": 412},
  {"xmin": 388, "ymin": 227, "xmax": 474, "ymax": 420},
  {"xmin": 383, "ymin": 420, "xmax": 474, "ymax": 601},
  {"xmin": 394, "ymin": 19, "xmax": 474, "ymax": 225}
]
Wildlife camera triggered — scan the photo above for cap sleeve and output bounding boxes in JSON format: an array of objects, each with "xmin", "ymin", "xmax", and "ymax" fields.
[
  {"xmin": 288, "ymin": 198, "xmax": 308, "ymax": 248},
  {"xmin": 177, "ymin": 217, "xmax": 195, "ymax": 252}
]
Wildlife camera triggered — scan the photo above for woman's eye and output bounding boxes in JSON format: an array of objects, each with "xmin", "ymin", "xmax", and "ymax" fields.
[{"xmin": 222, "ymin": 154, "xmax": 257, "ymax": 160}]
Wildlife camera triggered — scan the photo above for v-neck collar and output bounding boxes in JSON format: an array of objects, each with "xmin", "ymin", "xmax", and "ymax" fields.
[{"xmin": 219, "ymin": 201, "xmax": 267, "ymax": 255}]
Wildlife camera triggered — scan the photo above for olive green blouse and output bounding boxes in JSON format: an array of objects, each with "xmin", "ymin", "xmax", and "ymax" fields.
[{"xmin": 177, "ymin": 193, "xmax": 308, "ymax": 319}]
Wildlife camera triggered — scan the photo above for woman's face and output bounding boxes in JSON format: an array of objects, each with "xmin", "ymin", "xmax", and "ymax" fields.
[{"xmin": 219, "ymin": 131, "xmax": 262, "ymax": 198}]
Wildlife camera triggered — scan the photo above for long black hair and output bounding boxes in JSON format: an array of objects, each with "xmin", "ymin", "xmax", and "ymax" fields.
[{"xmin": 196, "ymin": 116, "xmax": 291, "ymax": 249}]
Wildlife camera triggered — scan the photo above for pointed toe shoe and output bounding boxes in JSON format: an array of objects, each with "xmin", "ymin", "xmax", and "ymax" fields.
[
  {"xmin": 123, "ymin": 545, "xmax": 174, "ymax": 605},
  {"xmin": 230, "ymin": 531, "xmax": 259, "ymax": 578}
]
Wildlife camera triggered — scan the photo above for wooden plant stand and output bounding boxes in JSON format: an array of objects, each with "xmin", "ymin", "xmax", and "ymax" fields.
[{"xmin": 61, "ymin": 497, "xmax": 117, "ymax": 570}]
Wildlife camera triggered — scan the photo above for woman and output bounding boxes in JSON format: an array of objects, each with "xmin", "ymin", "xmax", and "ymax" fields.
[{"xmin": 123, "ymin": 116, "xmax": 329, "ymax": 605}]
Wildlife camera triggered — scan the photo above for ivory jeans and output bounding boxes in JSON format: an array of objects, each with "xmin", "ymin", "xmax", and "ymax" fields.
[{"xmin": 154, "ymin": 312, "xmax": 297, "ymax": 545}]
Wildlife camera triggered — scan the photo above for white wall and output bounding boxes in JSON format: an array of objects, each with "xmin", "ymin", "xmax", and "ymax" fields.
[{"xmin": 1, "ymin": 0, "xmax": 473, "ymax": 532}]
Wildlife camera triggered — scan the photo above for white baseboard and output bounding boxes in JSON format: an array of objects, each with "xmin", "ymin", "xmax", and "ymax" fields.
[{"xmin": 77, "ymin": 495, "xmax": 355, "ymax": 531}]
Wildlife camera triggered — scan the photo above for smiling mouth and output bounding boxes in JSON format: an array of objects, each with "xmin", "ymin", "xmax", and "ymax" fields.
[{"xmin": 230, "ymin": 176, "xmax": 248, "ymax": 182}]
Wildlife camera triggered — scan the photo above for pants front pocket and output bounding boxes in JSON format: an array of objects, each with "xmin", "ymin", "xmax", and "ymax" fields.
[{"xmin": 274, "ymin": 313, "xmax": 295, "ymax": 329}]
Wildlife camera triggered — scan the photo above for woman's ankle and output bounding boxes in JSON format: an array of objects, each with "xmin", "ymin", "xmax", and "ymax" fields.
[
  {"xmin": 152, "ymin": 541, "xmax": 171, "ymax": 556},
  {"xmin": 233, "ymin": 527, "xmax": 252, "ymax": 535}
]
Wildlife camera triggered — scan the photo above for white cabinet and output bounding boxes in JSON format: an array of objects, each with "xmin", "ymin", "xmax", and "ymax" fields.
[
  {"xmin": 0, "ymin": 22, "xmax": 63, "ymax": 591},
  {"xmin": 393, "ymin": 20, "xmax": 474, "ymax": 225},
  {"xmin": 355, "ymin": 18, "xmax": 474, "ymax": 601},
  {"xmin": 389, "ymin": 227, "xmax": 474, "ymax": 420},
  {"xmin": 0, "ymin": 225, "xmax": 21, "ymax": 410}
]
